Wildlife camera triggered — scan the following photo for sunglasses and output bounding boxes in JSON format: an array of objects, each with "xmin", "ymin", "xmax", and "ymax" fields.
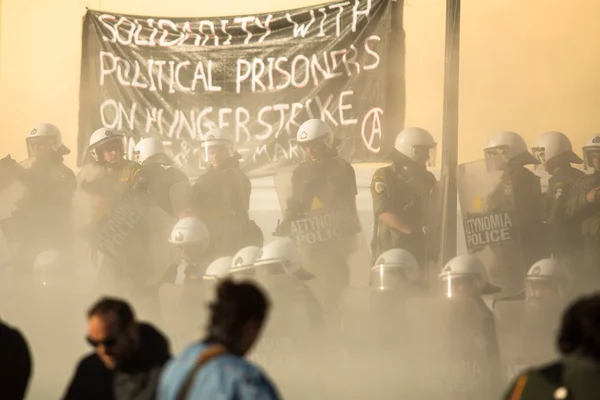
[{"xmin": 86, "ymin": 335, "xmax": 118, "ymax": 348}]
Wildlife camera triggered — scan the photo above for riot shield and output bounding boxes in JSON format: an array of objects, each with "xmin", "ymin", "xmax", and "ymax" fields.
[
  {"xmin": 334, "ymin": 287, "xmax": 413, "ymax": 398},
  {"xmin": 404, "ymin": 296, "xmax": 502, "ymax": 399},
  {"xmin": 273, "ymin": 163, "xmax": 371, "ymax": 320},
  {"xmin": 493, "ymin": 300, "xmax": 528, "ymax": 384},
  {"xmin": 248, "ymin": 280, "xmax": 326, "ymax": 399},
  {"xmin": 494, "ymin": 298, "xmax": 565, "ymax": 384},
  {"xmin": 93, "ymin": 190, "xmax": 177, "ymax": 287},
  {"xmin": 424, "ymin": 173, "xmax": 449, "ymax": 287},
  {"xmin": 457, "ymin": 160, "xmax": 526, "ymax": 294}
]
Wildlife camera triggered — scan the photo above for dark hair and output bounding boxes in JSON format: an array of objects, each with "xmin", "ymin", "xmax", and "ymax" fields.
[
  {"xmin": 205, "ymin": 279, "xmax": 270, "ymax": 351},
  {"xmin": 87, "ymin": 297, "xmax": 136, "ymax": 330},
  {"xmin": 557, "ymin": 294, "xmax": 600, "ymax": 360}
]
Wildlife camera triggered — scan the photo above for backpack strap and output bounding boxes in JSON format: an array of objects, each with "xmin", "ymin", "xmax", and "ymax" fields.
[{"xmin": 175, "ymin": 345, "xmax": 228, "ymax": 400}]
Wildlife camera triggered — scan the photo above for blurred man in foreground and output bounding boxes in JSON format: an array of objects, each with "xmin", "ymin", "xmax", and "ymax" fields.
[
  {"xmin": 0, "ymin": 319, "xmax": 32, "ymax": 400},
  {"xmin": 158, "ymin": 279, "xmax": 281, "ymax": 400},
  {"xmin": 63, "ymin": 297, "xmax": 171, "ymax": 400}
]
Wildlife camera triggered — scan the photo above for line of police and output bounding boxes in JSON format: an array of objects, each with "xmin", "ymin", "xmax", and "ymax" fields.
[{"xmin": 3, "ymin": 121, "xmax": 600, "ymax": 398}]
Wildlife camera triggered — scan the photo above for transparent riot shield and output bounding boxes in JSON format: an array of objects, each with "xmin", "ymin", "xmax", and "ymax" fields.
[
  {"xmin": 457, "ymin": 160, "xmax": 526, "ymax": 295},
  {"xmin": 424, "ymin": 173, "xmax": 449, "ymax": 287},
  {"xmin": 273, "ymin": 163, "xmax": 371, "ymax": 321},
  {"xmin": 404, "ymin": 296, "xmax": 502, "ymax": 399},
  {"xmin": 92, "ymin": 190, "xmax": 177, "ymax": 288},
  {"xmin": 493, "ymin": 299, "xmax": 528, "ymax": 384},
  {"xmin": 334, "ymin": 287, "xmax": 413, "ymax": 398},
  {"xmin": 248, "ymin": 279, "xmax": 326, "ymax": 399}
]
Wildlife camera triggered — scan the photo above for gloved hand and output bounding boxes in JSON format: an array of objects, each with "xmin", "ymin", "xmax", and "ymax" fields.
[
  {"xmin": 272, "ymin": 219, "xmax": 291, "ymax": 237},
  {"xmin": 0, "ymin": 155, "xmax": 17, "ymax": 169}
]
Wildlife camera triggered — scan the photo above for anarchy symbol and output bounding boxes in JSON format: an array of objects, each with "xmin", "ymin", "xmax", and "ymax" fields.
[{"xmin": 361, "ymin": 108, "xmax": 383, "ymax": 153}]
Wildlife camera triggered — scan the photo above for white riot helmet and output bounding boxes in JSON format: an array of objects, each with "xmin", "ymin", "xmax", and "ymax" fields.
[
  {"xmin": 393, "ymin": 127, "xmax": 437, "ymax": 167},
  {"xmin": 230, "ymin": 246, "xmax": 261, "ymax": 278},
  {"xmin": 33, "ymin": 249, "xmax": 61, "ymax": 286},
  {"xmin": 526, "ymin": 259, "xmax": 570, "ymax": 299},
  {"xmin": 253, "ymin": 238, "xmax": 315, "ymax": 280},
  {"xmin": 168, "ymin": 217, "xmax": 209, "ymax": 250},
  {"xmin": 203, "ymin": 256, "xmax": 233, "ymax": 281},
  {"xmin": 370, "ymin": 249, "xmax": 420, "ymax": 290},
  {"xmin": 200, "ymin": 128, "xmax": 235, "ymax": 165},
  {"xmin": 26, "ymin": 123, "xmax": 70, "ymax": 157},
  {"xmin": 134, "ymin": 137, "xmax": 172, "ymax": 166},
  {"xmin": 582, "ymin": 134, "xmax": 600, "ymax": 170},
  {"xmin": 296, "ymin": 119, "xmax": 334, "ymax": 150},
  {"xmin": 484, "ymin": 131, "xmax": 538, "ymax": 171},
  {"xmin": 438, "ymin": 255, "xmax": 501, "ymax": 298},
  {"xmin": 531, "ymin": 131, "xmax": 583, "ymax": 167},
  {"xmin": 88, "ymin": 128, "xmax": 126, "ymax": 163}
]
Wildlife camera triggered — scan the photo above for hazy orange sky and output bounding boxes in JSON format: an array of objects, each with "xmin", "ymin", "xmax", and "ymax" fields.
[{"xmin": 1, "ymin": 0, "xmax": 600, "ymax": 168}]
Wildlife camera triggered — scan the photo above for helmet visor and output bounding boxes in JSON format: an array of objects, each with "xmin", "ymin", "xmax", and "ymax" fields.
[
  {"xmin": 485, "ymin": 148, "xmax": 508, "ymax": 172},
  {"xmin": 201, "ymin": 141, "xmax": 234, "ymax": 165},
  {"xmin": 413, "ymin": 145, "xmax": 436, "ymax": 168},
  {"xmin": 92, "ymin": 136, "xmax": 126, "ymax": 163},
  {"xmin": 583, "ymin": 148, "xmax": 600, "ymax": 170},
  {"xmin": 440, "ymin": 275, "xmax": 482, "ymax": 298},
  {"xmin": 26, "ymin": 136, "xmax": 56, "ymax": 158},
  {"xmin": 369, "ymin": 266, "xmax": 409, "ymax": 291},
  {"xmin": 526, "ymin": 278, "xmax": 567, "ymax": 300}
]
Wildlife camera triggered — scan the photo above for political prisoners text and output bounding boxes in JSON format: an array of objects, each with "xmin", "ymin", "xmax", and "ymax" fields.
[{"xmin": 89, "ymin": 0, "xmax": 389, "ymax": 166}]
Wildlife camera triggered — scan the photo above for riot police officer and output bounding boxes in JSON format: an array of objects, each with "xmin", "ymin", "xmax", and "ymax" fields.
[
  {"xmin": 1, "ymin": 124, "xmax": 76, "ymax": 281},
  {"xmin": 166, "ymin": 216, "xmax": 211, "ymax": 283},
  {"xmin": 567, "ymin": 134, "xmax": 600, "ymax": 291},
  {"xmin": 250, "ymin": 238, "xmax": 325, "ymax": 399},
  {"xmin": 77, "ymin": 128, "xmax": 148, "ymax": 293},
  {"xmin": 371, "ymin": 127, "xmax": 437, "ymax": 267},
  {"xmin": 522, "ymin": 259, "xmax": 571, "ymax": 366},
  {"xmin": 484, "ymin": 131, "xmax": 547, "ymax": 288},
  {"xmin": 159, "ymin": 217, "xmax": 211, "ymax": 347},
  {"xmin": 274, "ymin": 119, "xmax": 358, "ymax": 326},
  {"xmin": 181, "ymin": 128, "xmax": 262, "ymax": 258},
  {"xmin": 437, "ymin": 255, "xmax": 502, "ymax": 398},
  {"xmin": 133, "ymin": 137, "xmax": 188, "ymax": 217},
  {"xmin": 532, "ymin": 131, "xmax": 585, "ymax": 261}
]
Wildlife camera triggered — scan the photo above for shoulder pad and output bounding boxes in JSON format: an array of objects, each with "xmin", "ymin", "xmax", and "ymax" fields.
[{"xmin": 373, "ymin": 166, "xmax": 391, "ymax": 177}]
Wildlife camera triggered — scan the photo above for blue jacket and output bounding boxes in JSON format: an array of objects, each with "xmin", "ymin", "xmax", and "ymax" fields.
[{"xmin": 158, "ymin": 342, "xmax": 281, "ymax": 400}]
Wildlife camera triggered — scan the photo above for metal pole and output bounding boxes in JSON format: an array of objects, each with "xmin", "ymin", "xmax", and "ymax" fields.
[{"xmin": 441, "ymin": 0, "xmax": 461, "ymax": 263}]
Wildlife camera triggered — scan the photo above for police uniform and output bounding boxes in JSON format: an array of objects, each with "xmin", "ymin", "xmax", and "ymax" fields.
[
  {"xmin": 11, "ymin": 156, "xmax": 76, "ymax": 278},
  {"xmin": 503, "ymin": 356, "xmax": 600, "ymax": 400},
  {"xmin": 285, "ymin": 156, "xmax": 357, "ymax": 218},
  {"xmin": 188, "ymin": 157, "xmax": 259, "ymax": 258},
  {"xmin": 566, "ymin": 172, "xmax": 600, "ymax": 288},
  {"xmin": 370, "ymin": 164, "xmax": 436, "ymax": 265},
  {"xmin": 486, "ymin": 165, "xmax": 547, "ymax": 288},
  {"xmin": 544, "ymin": 166, "xmax": 585, "ymax": 259},
  {"xmin": 280, "ymin": 154, "xmax": 357, "ymax": 324},
  {"xmin": 142, "ymin": 163, "xmax": 188, "ymax": 217},
  {"xmin": 80, "ymin": 159, "xmax": 147, "ymax": 221}
]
